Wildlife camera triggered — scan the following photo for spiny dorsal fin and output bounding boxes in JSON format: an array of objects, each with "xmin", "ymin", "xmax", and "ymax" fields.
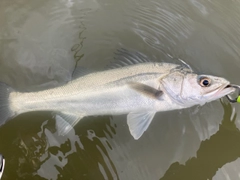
[{"xmin": 107, "ymin": 48, "xmax": 151, "ymax": 69}]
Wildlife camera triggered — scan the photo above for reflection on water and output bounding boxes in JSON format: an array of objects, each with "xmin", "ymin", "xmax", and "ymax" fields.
[
  {"xmin": 1, "ymin": 102, "xmax": 239, "ymax": 180},
  {"xmin": 0, "ymin": 114, "xmax": 118, "ymax": 179},
  {"xmin": 71, "ymin": 21, "xmax": 86, "ymax": 66},
  {"xmin": 213, "ymin": 158, "xmax": 240, "ymax": 180},
  {"xmin": 160, "ymin": 101, "xmax": 240, "ymax": 180}
]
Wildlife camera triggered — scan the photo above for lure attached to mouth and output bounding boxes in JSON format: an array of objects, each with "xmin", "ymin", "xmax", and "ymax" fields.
[
  {"xmin": 225, "ymin": 84, "xmax": 240, "ymax": 103},
  {"xmin": 0, "ymin": 154, "xmax": 5, "ymax": 179}
]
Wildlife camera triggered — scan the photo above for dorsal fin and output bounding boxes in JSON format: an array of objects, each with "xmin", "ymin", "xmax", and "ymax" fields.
[
  {"xmin": 107, "ymin": 48, "xmax": 151, "ymax": 69},
  {"xmin": 71, "ymin": 66, "xmax": 94, "ymax": 80}
]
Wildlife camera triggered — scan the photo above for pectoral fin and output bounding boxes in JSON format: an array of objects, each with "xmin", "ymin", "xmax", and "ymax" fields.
[
  {"xmin": 127, "ymin": 111, "xmax": 156, "ymax": 140},
  {"xmin": 129, "ymin": 82, "xmax": 163, "ymax": 99},
  {"xmin": 54, "ymin": 112, "xmax": 84, "ymax": 136}
]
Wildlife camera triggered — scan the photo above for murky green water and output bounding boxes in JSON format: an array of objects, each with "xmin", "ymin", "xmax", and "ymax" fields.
[{"xmin": 1, "ymin": 0, "xmax": 240, "ymax": 179}]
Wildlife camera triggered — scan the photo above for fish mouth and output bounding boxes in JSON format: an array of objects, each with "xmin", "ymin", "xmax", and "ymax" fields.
[{"xmin": 212, "ymin": 83, "xmax": 235, "ymax": 99}]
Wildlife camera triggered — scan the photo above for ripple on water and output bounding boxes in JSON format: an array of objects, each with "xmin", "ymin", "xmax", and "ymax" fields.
[{"xmin": 1, "ymin": 0, "xmax": 240, "ymax": 180}]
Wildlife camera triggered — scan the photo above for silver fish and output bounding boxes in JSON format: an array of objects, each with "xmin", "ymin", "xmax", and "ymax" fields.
[
  {"xmin": 0, "ymin": 154, "xmax": 5, "ymax": 179},
  {"xmin": 0, "ymin": 53, "xmax": 235, "ymax": 139}
]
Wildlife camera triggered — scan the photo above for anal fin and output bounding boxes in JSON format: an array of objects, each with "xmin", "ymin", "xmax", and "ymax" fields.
[{"xmin": 54, "ymin": 112, "xmax": 84, "ymax": 136}]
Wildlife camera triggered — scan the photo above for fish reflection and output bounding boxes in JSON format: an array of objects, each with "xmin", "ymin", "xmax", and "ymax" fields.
[
  {"xmin": 160, "ymin": 101, "xmax": 240, "ymax": 180},
  {"xmin": 0, "ymin": 114, "xmax": 118, "ymax": 180},
  {"xmin": 0, "ymin": 154, "xmax": 5, "ymax": 180},
  {"xmin": 213, "ymin": 158, "xmax": 240, "ymax": 179}
]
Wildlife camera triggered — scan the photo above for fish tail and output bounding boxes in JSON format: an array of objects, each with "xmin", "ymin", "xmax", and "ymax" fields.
[{"xmin": 0, "ymin": 82, "xmax": 15, "ymax": 126}]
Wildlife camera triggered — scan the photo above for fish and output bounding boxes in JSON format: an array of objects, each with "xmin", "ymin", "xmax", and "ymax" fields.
[
  {"xmin": 0, "ymin": 50, "xmax": 235, "ymax": 139},
  {"xmin": 0, "ymin": 154, "xmax": 5, "ymax": 179}
]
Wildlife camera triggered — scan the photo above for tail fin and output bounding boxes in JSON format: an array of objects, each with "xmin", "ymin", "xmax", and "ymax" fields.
[{"xmin": 0, "ymin": 82, "xmax": 15, "ymax": 126}]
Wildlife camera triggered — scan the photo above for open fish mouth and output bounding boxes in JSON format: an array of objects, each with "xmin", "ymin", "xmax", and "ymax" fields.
[
  {"xmin": 212, "ymin": 83, "xmax": 235, "ymax": 100},
  {"xmin": 220, "ymin": 84, "xmax": 235, "ymax": 94}
]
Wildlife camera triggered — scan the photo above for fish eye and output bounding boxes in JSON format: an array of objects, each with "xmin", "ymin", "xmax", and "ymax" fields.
[{"xmin": 199, "ymin": 77, "xmax": 211, "ymax": 87}]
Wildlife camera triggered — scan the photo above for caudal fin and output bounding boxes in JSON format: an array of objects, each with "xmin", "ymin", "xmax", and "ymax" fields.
[{"xmin": 0, "ymin": 82, "xmax": 15, "ymax": 126}]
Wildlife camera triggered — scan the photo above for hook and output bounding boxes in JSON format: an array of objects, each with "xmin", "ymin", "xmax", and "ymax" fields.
[{"xmin": 226, "ymin": 84, "xmax": 240, "ymax": 103}]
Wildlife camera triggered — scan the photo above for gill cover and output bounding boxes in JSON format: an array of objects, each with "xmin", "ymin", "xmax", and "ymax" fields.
[{"xmin": 160, "ymin": 71, "xmax": 186, "ymax": 105}]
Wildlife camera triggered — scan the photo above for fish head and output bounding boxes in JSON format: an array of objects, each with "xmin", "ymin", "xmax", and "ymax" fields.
[{"xmin": 161, "ymin": 71, "xmax": 235, "ymax": 107}]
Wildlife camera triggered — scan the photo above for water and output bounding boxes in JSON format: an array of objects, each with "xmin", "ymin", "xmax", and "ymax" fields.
[{"xmin": 1, "ymin": 0, "xmax": 240, "ymax": 179}]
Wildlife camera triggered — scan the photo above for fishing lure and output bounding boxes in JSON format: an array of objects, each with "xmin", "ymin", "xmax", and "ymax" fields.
[{"xmin": 226, "ymin": 85, "xmax": 240, "ymax": 103}]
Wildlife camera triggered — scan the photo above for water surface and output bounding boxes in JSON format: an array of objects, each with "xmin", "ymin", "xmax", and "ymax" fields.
[{"xmin": 1, "ymin": 0, "xmax": 240, "ymax": 179}]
